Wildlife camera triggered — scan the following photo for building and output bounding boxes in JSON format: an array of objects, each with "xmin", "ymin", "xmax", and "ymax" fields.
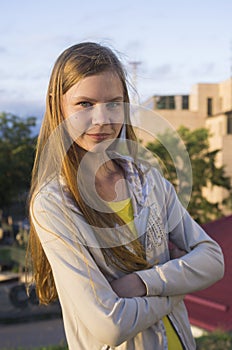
[
  {"xmin": 142, "ymin": 77, "xmax": 232, "ymax": 210},
  {"xmin": 185, "ymin": 214, "xmax": 232, "ymax": 333},
  {"xmin": 143, "ymin": 77, "xmax": 232, "ymax": 131}
]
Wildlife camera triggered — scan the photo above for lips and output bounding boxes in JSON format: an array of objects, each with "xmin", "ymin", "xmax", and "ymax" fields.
[{"xmin": 86, "ymin": 133, "xmax": 111, "ymax": 141}]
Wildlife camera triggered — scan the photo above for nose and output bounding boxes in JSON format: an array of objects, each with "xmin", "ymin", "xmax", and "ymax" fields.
[{"xmin": 92, "ymin": 104, "xmax": 110, "ymax": 125}]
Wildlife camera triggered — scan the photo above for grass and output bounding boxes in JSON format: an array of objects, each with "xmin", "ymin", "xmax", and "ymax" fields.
[{"xmin": 195, "ymin": 330, "xmax": 232, "ymax": 349}]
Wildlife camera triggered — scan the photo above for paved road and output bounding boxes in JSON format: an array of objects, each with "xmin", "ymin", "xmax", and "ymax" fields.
[
  {"xmin": 0, "ymin": 276, "xmax": 66, "ymax": 349},
  {"xmin": 0, "ymin": 317, "xmax": 67, "ymax": 349}
]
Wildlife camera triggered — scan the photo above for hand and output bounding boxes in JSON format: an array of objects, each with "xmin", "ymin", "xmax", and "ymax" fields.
[
  {"xmin": 110, "ymin": 273, "xmax": 146, "ymax": 298},
  {"xmin": 170, "ymin": 247, "xmax": 187, "ymax": 259}
]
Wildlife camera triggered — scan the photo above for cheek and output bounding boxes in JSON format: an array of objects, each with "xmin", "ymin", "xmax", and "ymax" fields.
[
  {"xmin": 72, "ymin": 133, "xmax": 91, "ymax": 152},
  {"xmin": 65, "ymin": 111, "xmax": 92, "ymax": 140}
]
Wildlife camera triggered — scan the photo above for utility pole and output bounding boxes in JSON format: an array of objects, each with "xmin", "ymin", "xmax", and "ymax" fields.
[
  {"xmin": 129, "ymin": 61, "xmax": 141, "ymax": 105},
  {"xmin": 230, "ymin": 40, "xmax": 232, "ymax": 112}
]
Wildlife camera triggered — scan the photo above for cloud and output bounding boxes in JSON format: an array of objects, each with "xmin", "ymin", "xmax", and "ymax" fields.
[
  {"xmin": 137, "ymin": 62, "xmax": 194, "ymax": 99},
  {"xmin": 147, "ymin": 63, "xmax": 186, "ymax": 82},
  {"xmin": 150, "ymin": 64, "xmax": 173, "ymax": 79},
  {"xmin": 0, "ymin": 46, "xmax": 7, "ymax": 54},
  {"xmin": 0, "ymin": 96, "xmax": 44, "ymax": 120},
  {"xmin": 123, "ymin": 40, "xmax": 143, "ymax": 55},
  {"xmin": 190, "ymin": 62, "xmax": 215, "ymax": 77}
]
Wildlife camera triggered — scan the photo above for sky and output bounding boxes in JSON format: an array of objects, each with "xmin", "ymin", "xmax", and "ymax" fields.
[{"xmin": 0, "ymin": 0, "xmax": 232, "ymax": 121}]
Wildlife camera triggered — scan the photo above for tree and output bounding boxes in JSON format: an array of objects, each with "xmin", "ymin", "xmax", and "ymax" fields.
[
  {"xmin": 0, "ymin": 112, "xmax": 37, "ymax": 215},
  {"xmin": 146, "ymin": 126, "xmax": 231, "ymax": 224}
]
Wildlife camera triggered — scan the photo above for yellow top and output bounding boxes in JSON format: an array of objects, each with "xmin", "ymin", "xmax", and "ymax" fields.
[
  {"xmin": 108, "ymin": 198, "xmax": 183, "ymax": 350},
  {"xmin": 108, "ymin": 198, "xmax": 137, "ymax": 238},
  {"xmin": 162, "ymin": 313, "xmax": 183, "ymax": 350}
]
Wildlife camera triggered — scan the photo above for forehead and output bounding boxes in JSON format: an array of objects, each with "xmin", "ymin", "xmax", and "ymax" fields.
[{"xmin": 64, "ymin": 71, "xmax": 124, "ymax": 101}]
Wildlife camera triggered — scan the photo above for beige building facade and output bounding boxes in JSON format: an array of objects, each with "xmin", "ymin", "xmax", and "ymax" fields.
[{"xmin": 142, "ymin": 77, "xmax": 232, "ymax": 210}]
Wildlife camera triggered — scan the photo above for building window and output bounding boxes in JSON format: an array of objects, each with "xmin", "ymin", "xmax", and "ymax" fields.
[
  {"xmin": 155, "ymin": 96, "xmax": 175, "ymax": 109},
  {"xmin": 156, "ymin": 96, "xmax": 166, "ymax": 109},
  {"xmin": 227, "ymin": 115, "xmax": 232, "ymax": 134},
  {"xmin": 182, "ymin": 95, "xmax": 189, "ymax": 110},
  {"xmin": 169, "ymin": 96, "xmax": 175, "ymax": 109},
  {"xmin": 207, "ymin": 98, "xmax": 213, "ymax": 116}
]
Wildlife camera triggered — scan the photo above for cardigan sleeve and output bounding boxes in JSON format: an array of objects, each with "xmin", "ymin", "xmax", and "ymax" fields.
[
  {"xmin": 31, "ymin": 188, "xmax": 183, "ymax": 347},
  {"xmin": 134, "ymin": 174, "xmax": 225, "ymax": 297}
]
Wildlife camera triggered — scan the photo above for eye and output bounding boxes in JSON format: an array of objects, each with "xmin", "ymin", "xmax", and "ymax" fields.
[
  {"xmin": 77, "ymin": 101, "xmax": 93, "ymax": 108},
  {"xmin": 106, "ymin": 101, "xmax": 123, "ymax": 110}
]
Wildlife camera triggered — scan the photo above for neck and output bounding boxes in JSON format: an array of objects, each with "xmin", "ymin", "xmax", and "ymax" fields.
[
  {"xmin": 96, "ymin": 155, "xmax": 121, "ymax": 180},
  {"xmin": 78, "ymin": 146, "xmax": 119, "ymax": 178}
]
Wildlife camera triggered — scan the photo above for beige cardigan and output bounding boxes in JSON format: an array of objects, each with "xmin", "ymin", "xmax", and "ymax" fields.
[{"xmin": 31, "ymin": 163, "xmax": 224, "ymax": 350}]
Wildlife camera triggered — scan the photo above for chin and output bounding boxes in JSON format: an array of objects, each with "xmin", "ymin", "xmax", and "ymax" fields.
[{"xmin": 78, "ymin": 137, "xmax": 118, "ymax": 153}]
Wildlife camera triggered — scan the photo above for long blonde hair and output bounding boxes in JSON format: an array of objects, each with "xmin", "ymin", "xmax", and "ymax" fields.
[{"xmin": 27, "ymin": 42, "xmax": 151, "ymax": 304}]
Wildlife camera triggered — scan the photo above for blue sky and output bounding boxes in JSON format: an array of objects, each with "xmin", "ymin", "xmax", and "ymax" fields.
[{"xmin": 0, "ymin": 0, "xmax": 232, "ymax": 119}]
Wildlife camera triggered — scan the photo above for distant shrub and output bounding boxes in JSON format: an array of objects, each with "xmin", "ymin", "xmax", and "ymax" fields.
[{"xmin": 196, "ymin": 330, "xmax": 232, "ymax": 350}]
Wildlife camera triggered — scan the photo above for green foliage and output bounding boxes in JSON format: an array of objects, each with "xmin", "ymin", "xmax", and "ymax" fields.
[
  {"xmin": 0, "ymin": 112, "xmax": 37, "ymax": 213},
  {"xmin": 146, "ymin": 126, "xmax": 231, "ymax": 224},
  {"xmin": 196, "ymin": 330, "xmax": 232, "ymax": 350},
  {"xmin": 0, "ymin": 246, "xmax": 12, "ymax": 264}
]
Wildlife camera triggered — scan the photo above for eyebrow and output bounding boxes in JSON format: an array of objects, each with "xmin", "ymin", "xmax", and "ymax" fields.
[{"xmin": 72, "ymin": 96, "xmax": 124, "ymax": 103}]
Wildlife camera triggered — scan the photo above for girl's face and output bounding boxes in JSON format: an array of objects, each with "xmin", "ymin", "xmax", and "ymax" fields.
[{"xmin": 62, "ymin": 71, "xmax": 125, "ymax": 152}]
